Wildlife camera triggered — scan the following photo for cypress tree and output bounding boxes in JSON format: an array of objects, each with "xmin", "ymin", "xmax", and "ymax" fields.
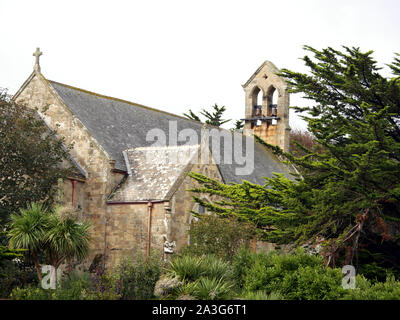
[{"xmin": 188, "ymin": 46, "xmax": 400, "ymax": 273}]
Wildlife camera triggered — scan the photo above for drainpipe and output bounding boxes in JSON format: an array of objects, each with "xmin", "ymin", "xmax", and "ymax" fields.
[
  {"xmin": 146, "ymin": 201, "xmax": 153, "ymax": 257},
  {"xmin": 71, "ymin": 180, "xmax": 77, "ymax": 206}
]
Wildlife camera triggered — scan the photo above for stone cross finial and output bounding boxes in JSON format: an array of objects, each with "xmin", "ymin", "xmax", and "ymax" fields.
[{"xmin": 33, "ymin": 47, "xmax": 42, "ymax": 72}]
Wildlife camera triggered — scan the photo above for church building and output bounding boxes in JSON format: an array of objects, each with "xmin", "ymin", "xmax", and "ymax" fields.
[{"xmin": 12, "ymin": 49, "xmax": 292, "ymax": 267}]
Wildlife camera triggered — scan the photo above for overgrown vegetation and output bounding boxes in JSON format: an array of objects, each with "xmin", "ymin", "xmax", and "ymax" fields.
[
  {"xmin": 114, "ymin": 250, "xmax": 162, "ymax": 300},
  {"xmin": 289, "ymin": 128, "xmax": 323, "ymax": 158},
  {"xmin": 8, "ymin": 203, "xmax": 91, "ymax": 282},
  {"xmin": 10, "ymin": 250, "xmax": 163, "ymax": 300},
  {"xmin": 154, "ymin": 248, "xmax": 400, "ymax": 300},
  {"xmin": 181, "ymin": 215, "xmax": 256, "ymax": 261},
  {"xmin": 188, "ymin": 46, "xmax": 400, "ymax": 278},
  {"xmin": 156, "ymin": 254, "xmax": 235, "ymax": 300},
  {"xmin": 0, "ymin": 89, "xmax": 74, "ymax": 225},
  {"xmin": 0, "ymin": 239, "xmax": 37, "ymax": 298}
]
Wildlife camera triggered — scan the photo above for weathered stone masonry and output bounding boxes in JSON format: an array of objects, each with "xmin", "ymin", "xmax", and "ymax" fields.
[{"xmin": 12, "ymin": 52, "xmax": 292, "ymax": 268}]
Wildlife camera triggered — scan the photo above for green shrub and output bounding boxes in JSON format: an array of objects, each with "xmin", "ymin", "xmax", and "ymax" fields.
[
  {"xmin": 191, "ymin": 277, "xmax": 234, "ymax": 300},
  {"xmin": 114, "ymin": 251, "xmax": 162, "ymax": 300},
  {"xmin": 181, "ymin": 215, "xmax": 255, "ymax": 261},
  {"xmin": 0, "ymin": 259, "xmax": 38, "ymax": 298},
  {"xmin": 55, "ymin": 271, "xmax": 93, "ymax": 300},
  {"xmin": 168, "ymin": 255, "xmax": 207, "ymax": 282},
  {"xmin": 168, "ymin": 254, "xmax": 233, "ymax": 282},
  {"xmin": 241, "ymin": 248, "xmax": 323, "ymax": 293},
  {"xmin": 343, "ymin": 275, "xmax": 400, "ymax": 300},
  {"xmin": 10, "ymin": 286, "xmax": 53, "ymax": 300},
  {"xmin": 10, "ymin": 269, "xmax": 121, "ymax": 300},
  {"xmin": 173, "ymin": 281, "xmax": 198, "ymax": 299},
  {"xmin": 240, "ymin": 290, "xmax": 283, "ymax": 300},
  {"xmin": 200, "ymin": 255, "xmax": 233, "ymax": 281},
  {"xmin": 279, "ymin": 266, "xmax": 346, "ymax": 300},
  {"xmin": 162, "ymin": 248, "xmax": 400, "ymax": 300},
  {"xmin": 232, "ymin": 247, "xmax": 259, "ymax": 289},
  {"xmin": 234, "ymin": 248, "xmax": 400, "ymax": 300},
  {"xmin": 163, "ymin": 254, "xmax": 236, "ymax": 300}
]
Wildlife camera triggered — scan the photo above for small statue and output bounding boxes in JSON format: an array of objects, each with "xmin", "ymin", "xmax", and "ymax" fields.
[{"xmin": 163, "ymin": 238, "xmax": 176, "ymax": 254}]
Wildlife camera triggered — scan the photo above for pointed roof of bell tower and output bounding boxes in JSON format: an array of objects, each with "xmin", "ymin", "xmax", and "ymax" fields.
[{"xmin": 242, "ymin": 60, "xmax": 287, "ymax": 90}]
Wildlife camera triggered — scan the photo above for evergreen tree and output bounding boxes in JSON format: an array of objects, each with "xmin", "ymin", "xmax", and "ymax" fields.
[
  {"xmin": 184, "ymin": 104, "xmax": 231, "ymax": 127},
  {"xmin": 0, "ymin": 89, "xmax": 74, "ymax": 225},
  {"xmin": 232, "ymin": 119, "xmax": 244, "ymax": 131},
  {"xmin": 183, "ymin": 109, "xmax": 201, "ymax": 122},
  {"xmin": 188, "ymin": 46, "xmax": 400, "ymax": 272}
]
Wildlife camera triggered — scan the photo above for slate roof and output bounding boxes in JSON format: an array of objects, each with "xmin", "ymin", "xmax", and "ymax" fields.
[
  {"xmin": 110, "ymin": 145, "xmax": 200, "ymax": 202},
  {"xmin": 49, "ymin": 80, "xmax": 292, "ymax": 186}
]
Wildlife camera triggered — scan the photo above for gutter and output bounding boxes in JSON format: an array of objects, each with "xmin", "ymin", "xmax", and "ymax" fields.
[
  {"xmin": 71, "ymin": 180, "xmax": 77, "ymax": 206},
  {"xmin": 106, "ymin": 199, "xmax": 164, "ymax": 205}
]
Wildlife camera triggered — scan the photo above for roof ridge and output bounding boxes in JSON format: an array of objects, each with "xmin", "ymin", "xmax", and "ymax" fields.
[{"xmin": 48, "ymin": 79, "xmax": 204, "ymax": 125}]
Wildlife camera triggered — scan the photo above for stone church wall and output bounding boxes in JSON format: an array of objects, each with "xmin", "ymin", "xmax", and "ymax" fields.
[
  {"xmin": 15, "ymin": 73, "xmax": 116, "ymax": 267},
  {"xmin": 168, "ymin": 159, "xmax": 224, "ymax": 252},
  {"xmin": 106, "ymin": 202, "xmax": 166, "ymax": 266}
]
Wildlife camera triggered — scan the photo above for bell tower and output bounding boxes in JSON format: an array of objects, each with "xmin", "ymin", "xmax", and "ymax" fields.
[{"xmin": 242, "ymin": 61, "xmax": 291, "ymax": 152}]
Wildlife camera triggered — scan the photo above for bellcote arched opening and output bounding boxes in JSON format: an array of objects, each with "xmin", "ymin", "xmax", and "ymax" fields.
[
  {"xmin": 266, "ymin": 85, "xmax": 278, "ymax": 117},
  {"xmin": 250, "ymin": 86, "xmax": 263, "ymax": 127}
]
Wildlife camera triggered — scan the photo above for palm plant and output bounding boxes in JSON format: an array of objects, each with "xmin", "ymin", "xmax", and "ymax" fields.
[
  {"xmin": 44, "ymin": 205, "xmax": 91, "ymax": 283},
  {"xmin": 8, "ymin": 203, "xmax": 91, "ymax": 284},
  {"xmin": 8, "ymin": 203, "xmax": 50, "ymax": 281}
]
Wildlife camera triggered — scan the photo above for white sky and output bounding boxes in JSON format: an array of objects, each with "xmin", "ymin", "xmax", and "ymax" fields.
[{"xmin": 1, "ymin": 0, "xmax": 399, "ymax": 131}]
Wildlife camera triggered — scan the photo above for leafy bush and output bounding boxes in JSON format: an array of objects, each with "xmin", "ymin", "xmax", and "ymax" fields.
[
  {"xmin": 55, "ymin": 271, "xmax": 93, "ymax": 300},
  {"xmin": 168, "ymin": 255, "xmax": 207, "ymax": 282},
  {"xmin": 81, "ymin": 273, "xmax": 121, "ymax": 300},
  {"xmin": 240, "ymin": 248, "xmax": 323, "ymax": 293},
  {"xmin": 10, "ymin": 251, "xmax": 163, "ymax": 300},
  {"xmin": 114, "ymin": 251, "xmax": 162, "ymax": 300},
  {"xmin": 343, "ymin": 275, "xmax": 400, "ymax": 300},
  {"xmin": 0, "ymin": 258, "xmax": 38, "ymax": 298},
  {"xmin": 191, "ymin": 277, "xmax": 234, "ymax": 300},
  {"xmin": 279, "ymin": 265, "xmax": 346, "ymax": 300},
  {"xmin": 168, "ymin": 254, "xmax": 233, "ymax": 282},
  {"xmin": 200, "ymin": 255, "xmax": 233, "ymax": 281},
  {"xmin": 240, "ymin": 290, "xmax": 283, "ymax": 300},
  {"xmin": 173, "ymin": 281, "xmax": 198, "ymax": 299},
  {"xmin": 232, "ymin": 247, "xmax": 259, "ymax": 289},
  {"xmin": 10, "ymin": 286, "xmax": 53, "ymax": 300},
  {"xmin": 233, "ymin": 248, "xmax": 400, "ymax": 300},
  {"xmin": 181, "ymin": 215, "xmax": 255, "ymax": 261},
  {"xmin": 162, "ymin": 254, "xmax": 236, "ymax": 300},
  {"xmin": 10, "ymin": 269, "xmax": 121, "ymax": 300}
]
